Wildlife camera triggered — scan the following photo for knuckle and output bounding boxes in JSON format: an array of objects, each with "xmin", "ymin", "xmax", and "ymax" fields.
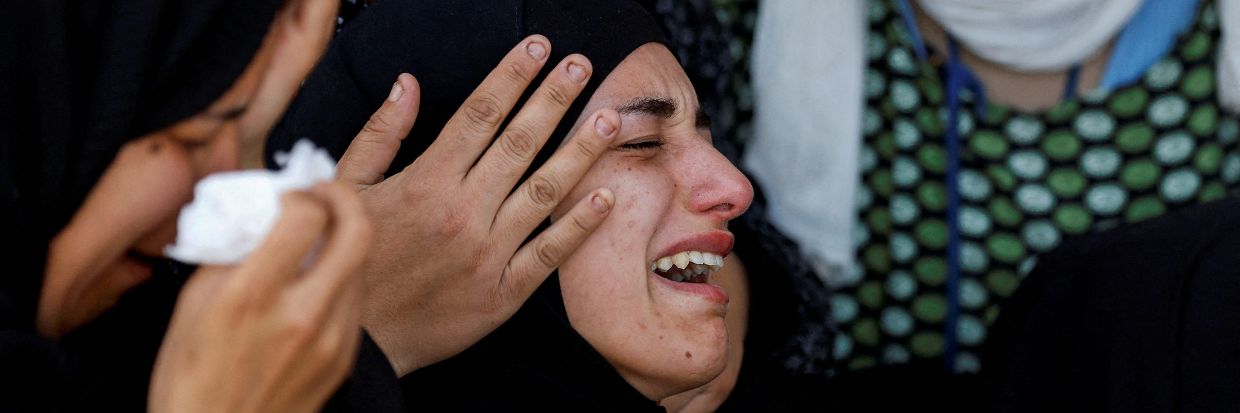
[
  {"xmin": 462, "ymin": 95, "xmax": 504, "ymax": 130},
  {"xmin": 525, "ymin": 175, "xmax": 561, "ymax": 208},
  {"xmin": 569, "ymin": 212, "xmax": 594, "ymax": 234},
  {"xmin": 362, "ymin": 109, "xmax": 394, "ymax": 136},
  {"xmin": 534, "ymin": 237, "xmax": 563, "ymax": 269},
  {"xmin": 498, "ymin": 125, "xmax": 539, "ymax": 163},
  {"xmin": 284, "ymin": 312, "xmax": 322, "ymax": 347},
  {"xmin": 502, "ymin": 61, "xmax": 531, "ymax": 84},
  {"xmin": 541, "ymin": 84, "xmax": 574, "ymax": 108},
  {"xmin": 572, "ymin": 137, "xmax": 601, "ymax": 160},
  {"xmin": 433, "ymin": 208, "xmax": 470, "ymax": 240}
]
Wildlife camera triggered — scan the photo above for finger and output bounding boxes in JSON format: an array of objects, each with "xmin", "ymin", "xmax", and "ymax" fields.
[
  {"xmin": 318, "ymin": 272, "xmax": 364, "ymax": 383},
  {"xmin": 234, "ymin": 191, "xmax": 330, "ymax": 295},
  {"xmin": 417, "ymin": 35, "xmax": 551, "ymax": 176},
  {"xmin": 337, "ymin": 74, "xmax": 421, "ymax": 189},
  {"xmin": 466, "ymin": 54, "xmax": 592, "ymax": 211},
  {"xmin": 498, "ymin": 188, "xmax": 613, "ymax": 304},
  {"xmin": 493, "ymin": 109, "xmax": 618, "ymax": 243},
  {"xmin": 299, "ymin": 267, "xmax": 363, "ymax": 406},
  {"xmin": 290, "ymin": 182, "xmax": 373, "ymax": 308}
]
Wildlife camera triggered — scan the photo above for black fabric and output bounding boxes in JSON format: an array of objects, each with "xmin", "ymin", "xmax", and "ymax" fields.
[
  {"xmin": 270, "ymin": 0, "xmax": 669, "ymax": 409},
  {"xmin": 0, "ymin": 0, "xmax": 279, "ymax": 411},
  {"xmin": 401, "ymin": 277, "xmax": 664, "ymax": 412},
  {"xmin": 981, "ymin": 196, "xmax": 1240, "ymax": 412},
  {"xmin": 269, "ymin": 0, "xmax": 666, "ymax": 174}
]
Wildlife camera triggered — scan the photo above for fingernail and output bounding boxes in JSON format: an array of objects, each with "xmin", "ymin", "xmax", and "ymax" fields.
[
  {"xmin": 387, "ymin": 81, "xmax": 404, "ymax": 102},
  {"xmin": 567, "ymin": 62, "xmax": 586, "ymax": 82},
  {"xmin": 527, "ymin": 41, "xmax": 547, "ymax": 61},
  {"xmin": 591, "ymin": 191, "xmax": 612, "ymax": 213},
  {"xmin": 594, "ymin": 115, "xmax": 615, "ymax": 138}
]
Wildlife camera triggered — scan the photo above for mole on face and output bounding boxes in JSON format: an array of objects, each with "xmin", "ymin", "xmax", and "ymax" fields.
[
  {"xmin": 684, "ymin": 351, "xmax": 692, "ymax": 359},
  {"xmin": 149, "ymin": 141, "xmax": 162, "ymax": 153}
]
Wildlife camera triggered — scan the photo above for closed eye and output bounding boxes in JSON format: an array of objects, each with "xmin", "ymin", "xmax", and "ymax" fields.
[{"xmin": 619, "ymin": 138, "xmax": 664, "ymax": 151}]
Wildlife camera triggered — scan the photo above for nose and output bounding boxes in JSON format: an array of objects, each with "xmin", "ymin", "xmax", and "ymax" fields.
[{"xmin": 684, "ymin": 144, "xmax": 754, "ymax": 222}]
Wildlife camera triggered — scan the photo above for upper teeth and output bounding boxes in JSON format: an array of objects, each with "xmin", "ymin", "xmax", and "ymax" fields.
[{"xmin": 650, "ymin": 251, "xmax": 725, "ymax": 272}]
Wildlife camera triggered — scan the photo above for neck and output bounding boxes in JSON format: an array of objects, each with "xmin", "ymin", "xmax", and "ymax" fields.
[{"xmin": 911, "ymin": 2, "xmax": 1113, "ymax": 111}]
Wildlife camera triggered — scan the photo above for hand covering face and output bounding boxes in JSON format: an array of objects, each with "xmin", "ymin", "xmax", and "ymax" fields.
[
  {"xmin": 269, "ymin": 0, "xmax": 673, "ymax": 410},
  {"xmin": 0, "ymin": 1, "xmax": 279, "ymax": 411}
]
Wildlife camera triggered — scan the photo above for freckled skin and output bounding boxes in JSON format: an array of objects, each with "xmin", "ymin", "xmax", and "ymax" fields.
[{"xmin": 550, "ymin": 44, "xmax": 754, "ymax": 402}]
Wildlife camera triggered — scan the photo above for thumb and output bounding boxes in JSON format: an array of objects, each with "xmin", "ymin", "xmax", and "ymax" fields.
[{"xmin": 337, "ymin": 73, "xmax": 420, "ymax": 189}]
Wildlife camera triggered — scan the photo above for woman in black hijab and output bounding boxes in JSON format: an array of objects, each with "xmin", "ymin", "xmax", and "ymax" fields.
[
  {"xmin": 271, "ymin": 0, "xmax": 761, "ymax": 410},
  {"xmin": 0, "ymin": 0, "xmax": 378, "ymax": 411}
]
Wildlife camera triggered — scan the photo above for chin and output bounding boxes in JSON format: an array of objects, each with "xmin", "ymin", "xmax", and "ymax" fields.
[{"xmin": 635, "ymin": 316, "xmax": 731, "ymax": 400}]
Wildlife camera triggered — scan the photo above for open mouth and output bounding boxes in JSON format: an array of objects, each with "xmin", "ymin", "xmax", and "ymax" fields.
[{"xmin": 649, "ymin": 251, "xmax": 725, "ymax": 283}]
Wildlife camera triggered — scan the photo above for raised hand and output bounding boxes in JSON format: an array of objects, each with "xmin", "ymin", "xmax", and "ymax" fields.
[{"xmin": 336, "ymin": 35, "xmax": 620, "ymax": 375}]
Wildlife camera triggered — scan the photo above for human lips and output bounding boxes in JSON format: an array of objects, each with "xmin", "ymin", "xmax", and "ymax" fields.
[{"xmin": 647, "ymin": 231, "xmax": 734, "ymax": 303}]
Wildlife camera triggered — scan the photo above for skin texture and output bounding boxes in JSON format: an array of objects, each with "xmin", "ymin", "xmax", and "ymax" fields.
[
  {"xmin": 39, "ymin": 0, "xmax": 340, "ymax": 340},
  {"xmin": 335, "ymin": 36, "xmax": 622, "ymax": 376},
  {"xmin": 910, "ymin": 2, "xmax": 1113, "ymax": 112},
  {"xmin": 550, "ymin": 43, "xmax": 755, "ymax": 402},
  {"xmin": 39, "ymin": 1, "xmax": 620, "ymax": 412},
  {"xmin": 42, "ymin": 0, "xmax": 368, "ymax": 412},
  {"xmin": 661, "ymin": 254, "xmax": 749, "ymax": 413}
]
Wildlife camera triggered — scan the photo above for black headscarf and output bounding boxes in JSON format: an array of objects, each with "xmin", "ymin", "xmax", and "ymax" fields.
[
  {"xmin": 269, "ymin": 0, "xmax": 668, "ymax": 410},
  {"xmin": 0, "ymin": 0, "xmax": 280, "ymax": 331},
  {"xmin": 0, "ymin": 0, "xmax": 279, "ymax": 410}
]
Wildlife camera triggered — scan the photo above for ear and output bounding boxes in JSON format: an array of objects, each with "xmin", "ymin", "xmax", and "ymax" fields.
[{"xmin": 237, "ymin": 0, "xmax": 340, "ymax": 168}]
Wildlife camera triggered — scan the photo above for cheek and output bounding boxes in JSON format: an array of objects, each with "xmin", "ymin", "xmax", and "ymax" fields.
[
  {"xmin": 50, "ymin": 138, "xmax": 197, "ymax": 276},
  {"xmin": 559, "ymin": 166, "xmax": 673, "ymax": 301}
]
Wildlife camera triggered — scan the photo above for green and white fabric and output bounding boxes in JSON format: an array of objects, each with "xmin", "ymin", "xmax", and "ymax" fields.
[{"xmin": 833, "ymin": 0, "xmax": 1240, "ymax": 372}]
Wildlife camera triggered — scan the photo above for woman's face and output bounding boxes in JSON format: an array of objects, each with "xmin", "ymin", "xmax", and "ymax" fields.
[
  {"xmin": 552, "ymin": 43, "xmax": 754, "ymax": 401},
  {"xmin": 38, "ymin": 0, "xmax": 337, "ymax": 336}
]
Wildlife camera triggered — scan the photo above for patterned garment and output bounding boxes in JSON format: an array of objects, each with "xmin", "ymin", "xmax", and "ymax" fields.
[
  {"xmin": 834, "ymin": 0, "xmax": 1240, "ymax": 372},
  {"xmin": 710, "ymin": 0, "xmax": 759, "ymax": 146}
]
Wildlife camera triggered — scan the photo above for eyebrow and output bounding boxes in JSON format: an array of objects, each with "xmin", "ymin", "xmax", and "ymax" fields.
[
  {"xmin": 616, "ymin": 96, "xmax": 712, "ymax": 129},
  {"xmin": 618, "ymin": 96, "xmax": 677, "ymax": 119}
]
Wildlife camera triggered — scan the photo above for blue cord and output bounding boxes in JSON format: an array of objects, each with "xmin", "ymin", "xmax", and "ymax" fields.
[
  {"xmin": 898, "ymin": 0, "xmax": 986, "ymax": 373},
  {"xmin": 1063, "ymin": 65, "xmax": 1082, "ymax": 101},
  {"xmin": 942, "ymin": 38, "xmax": 987, "ymax": 373}
]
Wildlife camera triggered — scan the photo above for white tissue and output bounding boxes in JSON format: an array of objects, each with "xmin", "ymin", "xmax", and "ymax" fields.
[{"xmin": 164, "ymin": 140, "xmax": 336, "ymax": 265}]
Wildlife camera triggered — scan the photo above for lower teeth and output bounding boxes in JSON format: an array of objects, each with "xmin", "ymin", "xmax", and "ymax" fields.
[{"xmin": 655, "ymin": 264, "xmax": 711, "ymax": 283}]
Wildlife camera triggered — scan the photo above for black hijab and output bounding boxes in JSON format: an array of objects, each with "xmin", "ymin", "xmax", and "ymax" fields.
[
  {"xmin": 0, "ymin": 0, "xmax": 280, "ymax": 411},
  {"xmin": 269, "ymin": 0, "xmax": 668, "ymax": 410},
  {"xmin": 0, "ymin": 0, "xmax": 280, "ymax": 330}
]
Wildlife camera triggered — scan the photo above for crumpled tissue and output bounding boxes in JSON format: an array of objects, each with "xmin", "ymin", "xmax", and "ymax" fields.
[{"xmin": 164, "ymin": 140, "xmax": 336, "ymax": 265}]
